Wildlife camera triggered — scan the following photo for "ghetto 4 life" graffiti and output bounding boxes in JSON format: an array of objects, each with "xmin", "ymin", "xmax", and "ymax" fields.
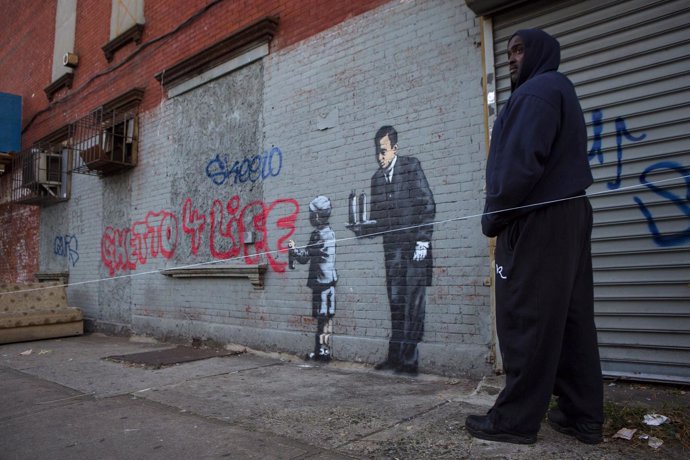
[{"xmin": 101, "ymin": 195, "xmax": 298, "ymax": 276}]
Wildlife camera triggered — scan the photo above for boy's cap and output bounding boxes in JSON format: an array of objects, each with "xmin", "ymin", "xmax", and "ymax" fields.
[{"xmin": 309, "ymin": 196, "xmax": 331, "ymax": 212}]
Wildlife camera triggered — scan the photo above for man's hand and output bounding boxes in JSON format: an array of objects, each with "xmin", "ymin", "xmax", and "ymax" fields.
[{"xmin": 413, "ymin": 241, "xmax": 429, "ymax": 261}]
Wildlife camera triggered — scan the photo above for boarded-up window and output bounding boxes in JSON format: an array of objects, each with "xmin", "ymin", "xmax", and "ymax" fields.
[
  {"xmin": 52, "ymin": 0, "xmax": 77, "ymax": 82},
  {"xmin": 110, "ymin": 0, "xmax": 145, "ymax": 40}
]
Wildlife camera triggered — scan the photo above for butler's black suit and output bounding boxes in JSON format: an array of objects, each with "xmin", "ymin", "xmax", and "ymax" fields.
[{"xmin": 367, "ymin": 155, "xmax": 435, "ymax": 369}]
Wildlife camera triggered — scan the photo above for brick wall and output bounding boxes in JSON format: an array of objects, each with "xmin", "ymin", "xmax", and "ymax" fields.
[
  {"xmin": 0, "ymin": 0, "xmax": 391, "ymax": 283},
  {"xmin": 0, "ymin": 2, "xmax": 55, "ymax": 137},
  {"xmin": 0, "ymin": 0, "xmax": 494, "ymax": 376},
  {"xmin": 0, "ymin": 204, "xmax": 39, "ymax": 283},
  {"xmin": 130, "ymin": 0, "xmax": 490, "ymax": 375},
  {"xmin": 3, "ymin": 0, "xmax": 391, "ymax": 145},
  {"xmin": 259, "ymin": 0, "xmax": 491, "ymax": 373}
]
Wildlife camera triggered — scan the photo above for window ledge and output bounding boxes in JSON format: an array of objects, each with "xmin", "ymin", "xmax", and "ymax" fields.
[
  {"xmin": 155, "ymin": 16, "xmax": 278, "ymax": 93},
  {"xmin": 35, "ymin": 272, "xmax": 69, "ymax": 284},
  {"xmin": 44, "ymin": 73, "xmax": 74, "ymax": 102},
  {"xmin": 102, "ymin": 87, "xmax": 145, "ymax": 112},
  {"xmin": 464, "ymin": 0, "xmax": 529, "ymax": 16},
  {"xmin": 160, "ymin": 264, "xmax": 267, "ymax": 289},
  {"xmin": 102, "ymin": 23, "xmax": 145, "ymax": 62}
]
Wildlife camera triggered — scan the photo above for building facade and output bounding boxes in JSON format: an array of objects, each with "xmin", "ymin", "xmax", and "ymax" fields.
[{"xmin": 0, "ymin": 0, "xmax": 687, "ymax": 381}]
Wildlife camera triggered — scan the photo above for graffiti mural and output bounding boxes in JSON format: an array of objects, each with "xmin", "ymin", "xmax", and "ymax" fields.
[
  {"xmin": 206, "ymin": 146, "xmax": 283, "ymax": 186},
  {"xmin": 288, "ymin": 196, "xmax": 337, "ymax": 362},
  {"xmin": 101, "ymin": 196, "xmax": 298, "ymax": 276},
  {"xmin": 348, "ymin": 125, "xmax": 435, "ymax": 375},
  {"xmin": 54, "ymin": 234, "xmax": 79, "ymax": 267},
  {"xmin": 588, "ymin": 109, "xmax": 689, "ymax": 246}
]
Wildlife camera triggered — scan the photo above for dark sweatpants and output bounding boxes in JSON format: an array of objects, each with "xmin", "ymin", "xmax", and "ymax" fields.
[{"xmin": 489, "ymin": 197, "xmax": 603, "ymax": 435}]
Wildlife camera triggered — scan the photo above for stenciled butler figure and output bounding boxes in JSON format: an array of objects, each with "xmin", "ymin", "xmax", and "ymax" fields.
[
  {"xmin": 288, "ymin": 196, "xmax": 338, "ymax": 362},
  {"xmin": 348, "ymin": 125, "xmax": 435, "ymax": 375}
]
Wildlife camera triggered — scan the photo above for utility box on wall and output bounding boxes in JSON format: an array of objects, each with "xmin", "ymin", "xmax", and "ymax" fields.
[{"xmin": 0, "ymin": 92, "xmax": 21, "ymax": 153}]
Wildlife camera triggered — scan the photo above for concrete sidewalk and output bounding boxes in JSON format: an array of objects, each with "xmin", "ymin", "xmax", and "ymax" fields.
[{"xmin": 0, "ymin": 334, "xmax": 683, "ymax": 459}]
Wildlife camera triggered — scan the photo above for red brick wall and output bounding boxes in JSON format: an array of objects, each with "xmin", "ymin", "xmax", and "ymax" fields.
[
  {"xmin": 0, "ymin": 1, "xmax": 56, "ymax": 143},
  {"xmin": 0, "ymin": 0, "xmax": 389, "ymax": 283},
  {"xmin": 0, "ymin": 204, "xmax": 39, "ymax": 283},
  {"xmin": 7, "ymin": 0, "xmax": 391, "ymax": 144},
  {"xmin": 0, "ymin": 2, "xmax": 52, "ymax": 283}
]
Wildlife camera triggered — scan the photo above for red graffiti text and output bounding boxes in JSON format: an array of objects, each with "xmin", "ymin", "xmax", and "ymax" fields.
[{"xmin": 101, "ymin": 196, "xmax": 298, "ymax": 276}]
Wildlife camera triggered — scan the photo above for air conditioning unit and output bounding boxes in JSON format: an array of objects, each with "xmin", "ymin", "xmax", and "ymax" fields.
[{"xmin": 22, "ymin": 150, "xmax": 62, "ymax": 187}]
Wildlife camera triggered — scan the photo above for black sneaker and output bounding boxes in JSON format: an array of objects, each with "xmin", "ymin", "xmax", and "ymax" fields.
[
  {"xmin": 547, "ymin": 408, "xmax": 603, "ymax": 444},
  {"xmin": 465, "ymin": 414, "xmax": 537, "ymax": 445}
]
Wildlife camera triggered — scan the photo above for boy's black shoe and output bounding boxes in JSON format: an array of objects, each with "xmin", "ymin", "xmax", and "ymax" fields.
[
  {"xmin": 465, "ymin": 415, "xmax": 537, "ymax": 445},
  {"xmin": 547, "ymin": 408, "xmax": 603, "ymax": 444}
]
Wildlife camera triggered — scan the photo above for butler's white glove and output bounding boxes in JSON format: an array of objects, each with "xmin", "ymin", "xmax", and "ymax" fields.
[{"xmin": 413, "ymin": 241, "xmax": 429, "ymax": 261}]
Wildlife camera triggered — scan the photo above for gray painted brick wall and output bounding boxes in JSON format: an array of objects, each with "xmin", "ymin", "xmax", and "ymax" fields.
[
  {"xmin": 40, "ymin": 0, "xmax": 493, "ymax": 377},
  {"xmin": 260, "ymin": 0, "xmax": 491, "ymax": 373}
]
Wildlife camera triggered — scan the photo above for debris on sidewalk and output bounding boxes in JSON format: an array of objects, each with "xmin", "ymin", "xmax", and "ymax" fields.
[
  {"xmin": 613, "ymin": 427, "xmax": 637, "ymax": 440},
  {"xmin": 647, "ymin": 436, "xmax": 664, "ymax": 449},
  {"xmin": 643, "ymin": 413, "xmax": 668, "ymax": 426},
  {"xmin": 19, "ymin": 349, "xmax": 32, "ymax": 356}
]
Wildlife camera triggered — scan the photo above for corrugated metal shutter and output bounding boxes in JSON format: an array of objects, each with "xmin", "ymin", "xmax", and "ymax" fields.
[{"xmin": 488, "ymin": 0, "xmax": 690, "ymax": 383}]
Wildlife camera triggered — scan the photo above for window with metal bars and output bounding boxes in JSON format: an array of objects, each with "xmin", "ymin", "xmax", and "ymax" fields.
[{"xmin": 69, "ymin": 108, "xmax": 138, "ymax": 176}]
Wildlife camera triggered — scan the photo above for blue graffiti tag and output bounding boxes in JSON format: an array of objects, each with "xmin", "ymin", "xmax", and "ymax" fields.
[
  {"xmin": 590, "ymin": 109, "xmax": 689, "ymax": 247},
  {"xmin": 633, "ymin": 161, "xmax": 690, "ymax": 247},
  {"xmin": 587, "ymin": 108, "xmax": 604, "ymax": 164},
  {"xmin": 54, "ymin": 234, "xmax": 79, "ymax": 266},
  {"xmin": 206, "ymin": 146, "xmax": 283, "ymax": 186},
  {"xmin": 588, "ymin": 109, "xmax": 647, "ymax": 190}
]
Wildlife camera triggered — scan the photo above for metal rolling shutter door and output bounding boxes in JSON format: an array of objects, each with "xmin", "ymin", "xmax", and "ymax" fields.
[{"xmin": 490, "ymin": 0, "xmax": 690, "ymax": 383}]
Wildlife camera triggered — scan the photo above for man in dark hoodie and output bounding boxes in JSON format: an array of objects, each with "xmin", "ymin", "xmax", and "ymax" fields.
[{"xmin": 465, "ymin": 29, "xmax": 603, "ymax": 445}]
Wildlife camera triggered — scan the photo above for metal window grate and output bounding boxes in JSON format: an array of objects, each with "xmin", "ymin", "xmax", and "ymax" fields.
[
  {"xmin": 10, "ymin": 143, "xmax": 68, "ymax": 205},
  {"xmin": 69, "ymin": 108, "xmax": 138, "ymax": 176}
]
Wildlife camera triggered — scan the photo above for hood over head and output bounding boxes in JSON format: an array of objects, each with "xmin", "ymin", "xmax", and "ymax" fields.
[{"xmin": 510, "ymin": 29, "xmax": 560, "ymax": 91}]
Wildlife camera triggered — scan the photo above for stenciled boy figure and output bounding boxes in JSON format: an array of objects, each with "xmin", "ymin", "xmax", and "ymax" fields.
[{"xmin": 288, "ymin": 195, "xmax": 338, "ymax": 362}]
